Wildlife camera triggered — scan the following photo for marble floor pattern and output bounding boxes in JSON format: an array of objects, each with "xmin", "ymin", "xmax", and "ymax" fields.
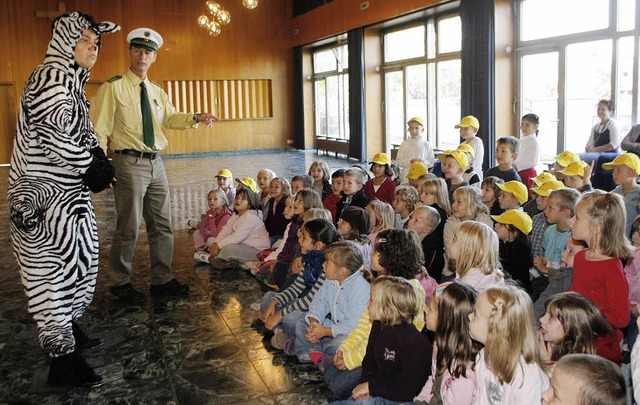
[{"xmin": 0, "ymin": 150, "xmax": 354, "ymax": 404}]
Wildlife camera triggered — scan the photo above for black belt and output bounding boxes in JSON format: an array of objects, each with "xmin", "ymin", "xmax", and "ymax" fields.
[{"xmin": 114, "ymin": 149, "xmax": 159, "ymax": 159}]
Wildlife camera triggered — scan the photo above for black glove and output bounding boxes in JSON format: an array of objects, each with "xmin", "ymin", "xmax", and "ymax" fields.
[
  {"xmin": 82, "ymin": 156, "xmax": 115, "ymax": 193},
  {"xmin": 89, "ymin": 147, "xmax": 108, "ymax": 161}
]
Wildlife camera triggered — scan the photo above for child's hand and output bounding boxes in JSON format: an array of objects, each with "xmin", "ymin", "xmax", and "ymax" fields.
[
  {"xmin": 333, "ymin": 349, "xmax": 347, "ymax": 370},
  {"xmin": 291, "ymin": 257, "xmax": 303, "ymax": 275},
  {"xmin": 261, "ymin": 300, "xmax": 277, "ymax": 320},
  {"xmin": 631, "ymin": 304, "xmax": 639, "ymax": 317},
  {"xmin": 305, "ymin": 320, "xmax": 326, "ymax": 343},
  {"xmin": 538, "ymin": 330, "xmax": 553, "ymax": 362},
  {"xmin": 583, "ymin": 160, "xmax": 594, "ymax": 184},
  {"xmin": 352, "ymin": 382, "xmax": 370, "ymax": 400},
  {"xmin": 533, "ymin": 256, "xmax": 548, "ymax": 274},
  {"xmin": 264, "ymin": 311, "xmax": 283, "ymax": 330},
  {"xmin": 209, "ymin": 243, "xmax": 220, "ymax": 257}
]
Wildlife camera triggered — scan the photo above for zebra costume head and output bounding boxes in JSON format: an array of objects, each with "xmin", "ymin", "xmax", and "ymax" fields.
[{"xmin": 46, "ymin": 12, "xmax": 120, "ymax": 71}]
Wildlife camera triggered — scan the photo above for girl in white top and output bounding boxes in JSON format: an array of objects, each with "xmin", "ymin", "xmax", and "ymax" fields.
[
  {"xmin": 456, "ymin": 115, "xmax": 484, "ymax": 179},
  {"xmin": 513, "ymin": 113, "xmax": 540, "ymax": 189},
  {"xmin": 469, "ymin": 285, "xmax": 549, "ymax": 404},
  {"xmin": 209, "ymin": 188, "xmax": 271, "ymax": 264},
  {"xmin": 396, "ymin": 117, "xmax": 436, "ymax": 183}
]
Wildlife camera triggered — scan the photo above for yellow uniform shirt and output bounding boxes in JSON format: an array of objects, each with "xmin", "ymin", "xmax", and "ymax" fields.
[{"xmin": 91, "ymin": 68, "xmax": 196, "ymax": 152}]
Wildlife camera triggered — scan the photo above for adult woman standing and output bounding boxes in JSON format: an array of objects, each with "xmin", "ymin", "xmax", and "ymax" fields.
[{"xmin": 585, "ymin": 99, "xmax": 621, "ymax": 191}]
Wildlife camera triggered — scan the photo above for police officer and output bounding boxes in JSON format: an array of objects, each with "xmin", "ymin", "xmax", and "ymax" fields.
[{"xmin": 91, "ymin": 28, "xmax": 217, "ymax": 303}]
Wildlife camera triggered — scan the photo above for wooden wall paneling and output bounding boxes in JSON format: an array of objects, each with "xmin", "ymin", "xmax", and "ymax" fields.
[
  {"xmin": 0, "ymin": 1, "xmax": 13, "ymax": 81},
  {"xmin": 363, "ymin": 26, "xmax": 384, "ymax": 158},
  {"xmin": 0, "ymin": 84, "xmax": 17, "ymax": 164},
  {"xmin": 290, "ymin": 0, "xmax": 446, "ymax": 47},
  {"xmin": 494, "ymin": 0, "xmax": 515, "ymax": 140}
]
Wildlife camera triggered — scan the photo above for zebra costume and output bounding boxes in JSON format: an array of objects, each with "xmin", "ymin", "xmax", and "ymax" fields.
[{"xmin": 8, "ymin": 12, "xmax": 119, "ymax": 357}]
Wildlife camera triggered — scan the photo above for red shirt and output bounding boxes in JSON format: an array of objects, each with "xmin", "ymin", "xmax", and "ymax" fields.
[
  {"xmin": 364, "ymin": 177, "xmax": 396, "ymax": 204},
  {"xmin": 569, "ymin": 249, "xmax": 630, "ymax": 363}
]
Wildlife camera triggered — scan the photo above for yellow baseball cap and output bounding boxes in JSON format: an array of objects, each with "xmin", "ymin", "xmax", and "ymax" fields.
[
  {"xmin": 456, "ymin": 143, "xmax": 475, "ymax": 157},
  {"xmin": 531, "ymin": 172, "xmax": 557, "ymax": 187},
  {"xmin": 455, "ymin": 115, "xmax": 480, "ymax": 130},
  {"xmin": 559, "ymin": 161, "xmax": 587, "ymax": 177},
  {"xmin": 601, "ymin": 152, "xmax": 640, "ymax": 174},
  {"xmin": 371, "ymin": 152, "xmax": 391, "ymax": 166},
  {"xmin": 497, "ymin": 181, "xmax": 528, "ymax": 204},
  {"xmin": 554, "ymin": 151, "xmax": 580, "ymax": 168},
  {"xmin": 491, "ymin": 209, "xmax": 533, "ymax": 235},
  {"xmin": 235, "ymin": 177, "xmax": 257, "ymax": 192},
  {"xmin": 407, "ymin": 161, "xmax": 429, "ymax": 179},
  {"xmin": 438, "ymin": 150, "xmax": 469, "ymax": 170},
  {"xmin": 215, "ymin": 169, "xmax": 232, "ymax": 178},
  {"xmin": 531, "ymin": 180, "xmax": 565, "ymax": 197},
  {"xmin": 407, "ymin": 117, "xmax": 424, "ymax": 126}
]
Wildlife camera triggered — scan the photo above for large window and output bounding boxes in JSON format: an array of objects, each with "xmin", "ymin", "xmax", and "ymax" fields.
[
  {"xmin": 382, "ymin": 15, "xmax": 461, "ymax": 151},
  {"xmin": 517, "ymin": 0, "xmax": 639, "ymax": 160},
  {"xmin": 312, "ymin": 45, "xmax": 349, "ymax": 140}
]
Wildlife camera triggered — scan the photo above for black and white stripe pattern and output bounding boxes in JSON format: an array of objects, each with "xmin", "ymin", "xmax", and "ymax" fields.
[{"xmin": 8, "ymin": 12, "xmax": 119, "ymax": 357}]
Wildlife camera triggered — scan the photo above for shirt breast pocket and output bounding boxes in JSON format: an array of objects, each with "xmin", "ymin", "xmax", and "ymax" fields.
[{"xmin": 116, "ymin": 98, "xmax": 141, "ymax": 128}]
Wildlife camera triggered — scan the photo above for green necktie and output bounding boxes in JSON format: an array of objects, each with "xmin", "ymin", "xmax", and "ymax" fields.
[{"xmin": 140, "ymin": 82, "xmax": 155, "ymax": 148}]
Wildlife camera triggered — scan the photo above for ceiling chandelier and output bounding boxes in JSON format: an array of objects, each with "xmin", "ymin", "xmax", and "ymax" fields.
[{"xmin": 198, "ymin": 0, "xmax": 259, "ymax": 37}]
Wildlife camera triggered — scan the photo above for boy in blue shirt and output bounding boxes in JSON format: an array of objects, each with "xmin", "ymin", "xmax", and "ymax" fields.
[
  {"xmin": 533, "ymin": 188, "xmax": 580, "ymax": 275},
  {"xmin": 486, "ymin": 136, "xmax": 522, "ymax": 183},
  {"xmin": 603, "ymin": 152, "xmax": 640, "ymax": 236}
]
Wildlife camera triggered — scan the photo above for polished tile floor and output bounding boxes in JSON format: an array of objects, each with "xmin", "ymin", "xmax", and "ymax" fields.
[{"xmin": 0, "ymin": 150, "xmax": 352, "ymax": 404}]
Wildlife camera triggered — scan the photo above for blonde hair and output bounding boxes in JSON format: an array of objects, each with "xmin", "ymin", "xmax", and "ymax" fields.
[
  {"xmin": 369, "ymin": 276, "xmax": 419, "ymax": 326},
  {"xmin": 324, "ymin": 240, "xmax": 364, "ymax": 274},
  {"xmin": 483, "ymin": 286, "xmax": 546, "ymax": 384},
  {"xmin": 421, "ymin": 178, "xmax": 452, "ymax": 216},
  {"xmin": 270, "ymin": 177, "xmax": 292, "ymax": 197},
  {"xmin": 453, "ymin": 221, "xmax": 501, "ymax": 279},
  {"xmin": 413, "ymin": 205, "xmax": 441, "ymax": 229},
  {"xmin": 366, "ymin": 200, "xmax": 395, "ymax": 233},
  {"xmin": 303, "ymin": 208, "xmax": 332, "ymax": 222},
  {"xmin": 556, "ymin": 354, "xmax": 626, "ymax": 405},
  {"xmin": 309, "ymin": 161, "xmax": 330, "ymax": 182},
  {"xmin": 579, "ymin": 191, "xmax": 634, "ymax": 258},
  {"xmin": 344, "ymin": 168, "xmax": 366, "ymax": 185},
  {"xmin": 394, "ymin": 185, "xmax": 421, "ymax": 213},
  {"xmin": 207, "ymin": 188, "xmax": 230, "ymax": 210},
  {"xmin": 547, "ymin": 188, "xmax": 580, "ymax": 215},
  {"xmin": 453, "ymin": 186, "xmax": 490, "ymax": 218},
  {"xmin": 257, "ymin": 169, "xmax": 276, "ymax": 184}
]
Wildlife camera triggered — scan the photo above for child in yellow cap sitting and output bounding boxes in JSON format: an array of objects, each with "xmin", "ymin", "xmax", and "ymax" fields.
[
  {"xmin": 603, "ymin": 152, "xmax": 640, "ymax": 234},
  {"xmin": 438, "ymin": 150, "xmax": 469, "ymax": 203},
  {"xmin": 497, "ymin": 180, "xmax": 528, "ymax": 211},
  {"xmin": 559, "ymin": 161, "xmax": 593, "ymax": 193},
  {"xmin": 457, "ymin": 143, "xmax": 481, "ymax": 187},
  {"xmin": 492, "ymin": 209, "xmax": 533, "ymax": 293}
]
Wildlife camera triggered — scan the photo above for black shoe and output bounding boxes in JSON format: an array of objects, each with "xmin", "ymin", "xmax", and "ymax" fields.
[
  {"xmin": 110, "ymin": 283, "xmax": 145, "ymax": 304},
  {"xmin": 209, "ymin": 257, "xmax": 239, "ymax": 270},
  {"xmin": 47, "ymin": 350, "xmax": 104, "ymax": 388},
  {"xmin": 150, "ymin": 279, "xmax": 189, "ymax": 297},
  {"xmin": 72, "ymin": 322, "xmax": 103, "ymax": 350}
]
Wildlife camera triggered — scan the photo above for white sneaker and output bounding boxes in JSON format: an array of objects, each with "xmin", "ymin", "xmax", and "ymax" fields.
[{"xmin": 194, "ymin": 251, "xmax": 211, "ymax": 263}]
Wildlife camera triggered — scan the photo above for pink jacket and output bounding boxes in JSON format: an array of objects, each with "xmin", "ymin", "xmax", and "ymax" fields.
[
  {"xmin": 199, "ymin": 208, "xmax": 233, "ymax": 239},
  {"xmin": 625, "ymin": 248, "xmax": 640, "ymax": 313},
  {"xmin": 415, "ymin": 345, "xmax": 477, "ymax": 404},
  {"xmin": 216, "ymin": 209, "xmax": 271, "ymax": 251},
  {"xmin": 457, "ymin": 268, "xmax": 505, "ymax": 292}
]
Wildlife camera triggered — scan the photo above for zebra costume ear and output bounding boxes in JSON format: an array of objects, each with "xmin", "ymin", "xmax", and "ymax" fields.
[{"xmin": 95, "ymin": 21, "xmax": 121, "ymax": 35}]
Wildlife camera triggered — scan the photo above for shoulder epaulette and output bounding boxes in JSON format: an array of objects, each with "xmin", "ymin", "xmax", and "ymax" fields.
[
  {"xmin": 149, "ymin": 79, "xmax": 162, "ymax": 88},
  {"xmin": 106, "ymin": 75, "xmax": 122, "ymax": 83}
]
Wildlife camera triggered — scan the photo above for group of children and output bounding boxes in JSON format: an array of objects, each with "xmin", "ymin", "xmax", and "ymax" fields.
[{"xmin": 182, "ymin": 114, "xmax": 640, "ymax": 403}]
